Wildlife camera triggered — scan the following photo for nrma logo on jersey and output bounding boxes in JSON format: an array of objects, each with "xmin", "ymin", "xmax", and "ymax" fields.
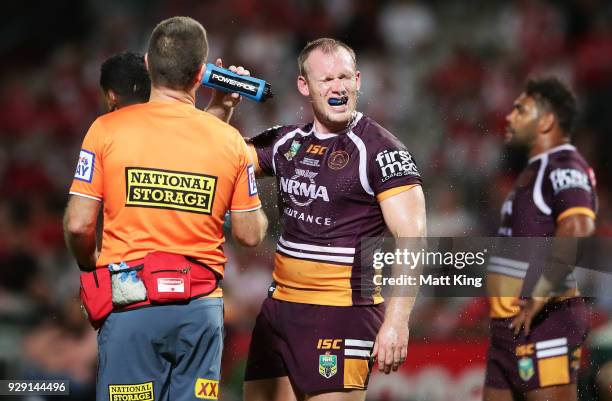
[
  {"xmin": 125, "ymin": 168, "xmax": 217, "ymax": 215},
  {"xmin": 280, "ymin": 169, "xmax": 329, "ymax": 207},
  {"xmin": 375, "ymin": 149, "xmax": 419, "ymax": 182}
]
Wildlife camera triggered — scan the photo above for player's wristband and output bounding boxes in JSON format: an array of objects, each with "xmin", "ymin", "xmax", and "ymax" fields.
[{"xmin": 201, "ymin": 64, "xmax": 273, "ymax": 102}]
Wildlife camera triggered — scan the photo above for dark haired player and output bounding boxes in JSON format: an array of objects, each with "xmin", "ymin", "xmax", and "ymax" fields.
[
  {"xmin": 99, "ymin": 50, "xmax": 242, "ymax": 119},
  {"xmin": 100, "ymin": 51, "xmax": 150, "ymax": 112},
  {"xmin": 485, "ymin": 77, "xmax": 597, "ymax": 401}
]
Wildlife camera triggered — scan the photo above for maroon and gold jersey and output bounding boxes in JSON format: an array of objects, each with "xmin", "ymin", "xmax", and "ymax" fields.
[
  {"xmin": 488, "ymin": 144, "xmax": 597, "ymax": 318},
  {"xmin": 249, "ymin": 112, "xmax": 422, "ymax": 306}
]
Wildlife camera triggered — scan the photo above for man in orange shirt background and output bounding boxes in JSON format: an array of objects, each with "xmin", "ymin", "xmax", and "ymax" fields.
[{"xmin": 63, "ymin": 16, "xmax": 267, "ymax": 401}]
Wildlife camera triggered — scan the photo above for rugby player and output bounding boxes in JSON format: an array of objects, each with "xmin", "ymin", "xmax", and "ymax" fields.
[
  {"xmin": 484, "ymin": 77, "xmax": 597, "ymax": 401},
  {"xmin": 236, "ymin": 38, "xmax": 427, "ymax": 401},
  {"xmin": 100, "ymin": 51, "xmax": 150, "ymax": 112},
  {"xmin": 64, "ymin": 16, "xmax": 267, "ymax": 401}
]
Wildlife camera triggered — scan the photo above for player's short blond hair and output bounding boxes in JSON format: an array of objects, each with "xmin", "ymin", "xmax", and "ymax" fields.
[{"xmin": 297, "ymin": 38, "xmax": 356, "ymax": 77}]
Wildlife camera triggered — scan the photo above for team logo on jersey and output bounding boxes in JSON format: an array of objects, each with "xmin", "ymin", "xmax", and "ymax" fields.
[
  {"xmin": 280, "ymin": 169, "xmax": 329, "ymax": 207},
  {"xmin": 247, "ymin": 164, "xmax": 257, "ymax": 196},
  {"xmin": 518, "ymin": 357, "xmax": 534, "ymax": 381},
  {"xmin": 328, "ymin": 150, "xmax": 349, "ymax": 170},
  {"xmin": 74, "ymin": 149, "xmax": 95, "ymax": 183},
  {"xmin": 125, "ymin": 168, "xmax": 217, "ymax": 215},
  {"xmin": 375, "ymin": 149, "xmax": 419, "ymax": 182},
  {"xmin": 284, "ymin": 140, "xmax": 302, "ymax": 161},
  {"xmin": 319, "ymin": 353, "xmax": 338, "ymax": 379},
  {"xmin": 195, "ymin": 378, "xmax": 219, "ymax": 400},
  {"xmin": 108, "ymin": 381, "xmax": 154, "ymax": 401},
  {"xmin": 549, "ymin": 168, "xmax": 591, "ymax": 194}
]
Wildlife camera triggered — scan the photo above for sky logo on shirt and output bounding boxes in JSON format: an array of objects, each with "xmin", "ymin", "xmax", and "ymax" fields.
[
  {"xmin": 247, "ymin": 164, "xmax": 257, "ymax": 196},
  {"xmin": 74, "ymin": 149, "xmax": 95, "ymax": 183}
]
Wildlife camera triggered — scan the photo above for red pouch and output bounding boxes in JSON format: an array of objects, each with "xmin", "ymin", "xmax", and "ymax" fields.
[
  {"xmin": 142, "ymin": 252, "xmax": 193, "ymax": 303},
  {"xmin": 80, "ymin": 268, "xmax": 113, "ymax": 329}
]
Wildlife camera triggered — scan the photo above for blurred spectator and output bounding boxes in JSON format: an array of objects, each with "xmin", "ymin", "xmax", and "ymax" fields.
[
  {"xmin": 21, "ymin": 299, "xmax": 97, "ymax": 401},
  {"xmin": 378, "ymin": 0, "xmax": 437, "ymax": 55}
]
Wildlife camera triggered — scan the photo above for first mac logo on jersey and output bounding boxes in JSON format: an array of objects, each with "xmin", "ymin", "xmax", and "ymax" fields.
[
  {"xmin": 125, "ymin": 167, "xmax": 217, "ymax": 215},
  {"xmin": 375, "ymin": 149, "xmax": 419, "ymax": 182}
]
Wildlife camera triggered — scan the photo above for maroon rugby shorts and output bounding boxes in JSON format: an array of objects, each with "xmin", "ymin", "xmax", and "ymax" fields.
[
  {"xmin": 485, "ymin": 298, "xmax": 589, "ymax": 392},
  {"xmin": 244, "ymin": 297, "xmax": 384, "ymax": 394}
]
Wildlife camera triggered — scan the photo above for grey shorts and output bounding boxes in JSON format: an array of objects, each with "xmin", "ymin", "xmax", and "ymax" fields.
[{"xmin": 97, "ymin": 298, "xmax": 223, "ymax": 401}]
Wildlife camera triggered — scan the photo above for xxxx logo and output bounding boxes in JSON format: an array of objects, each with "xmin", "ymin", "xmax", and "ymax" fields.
[{"xmin": 195, "ymin": 378, "xmax": 219, "ymax": 400}]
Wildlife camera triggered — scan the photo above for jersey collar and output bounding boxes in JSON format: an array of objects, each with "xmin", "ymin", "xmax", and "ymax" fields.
[
  {"xmin": 309, "ymin": 112, "xmax": 364, "ymax": 139},
  {"xmin": 528, "ymin": 143, "xmax": 576, "ymax": 164}
]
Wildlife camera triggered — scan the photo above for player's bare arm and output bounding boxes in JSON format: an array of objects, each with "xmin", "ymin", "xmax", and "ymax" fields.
[
  {"xmin": 230, "ymin": 208, "xmax": 268, "ymax": 247},
  {"xmin": 63, "ymin": 195, "xmax": 101, "ymax": 271},
  {"xmin": 511, "ymin": 213, "xmax": 595, "ymax": 335},
  {"xmin": 374, "ymin": 186, "xmax": 427, "ymax": 374},
  {"xmin": 556, "ymin": 213, "xmax": 595, "ymax": 237}
]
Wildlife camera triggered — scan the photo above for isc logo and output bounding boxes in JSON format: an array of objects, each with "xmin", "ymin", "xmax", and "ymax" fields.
[
  {"xmin": 306, "ymin": 144, "xmax": 327, "ymax": 155},
  {"xmin": 317, "ymin": 339, "xmax": 342, "ymax": 350}
]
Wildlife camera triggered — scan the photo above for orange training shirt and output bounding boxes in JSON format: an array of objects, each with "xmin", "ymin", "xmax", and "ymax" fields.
[{"xmin": 69, "ymin": 101, "xmax": 261, "ymax": 276}]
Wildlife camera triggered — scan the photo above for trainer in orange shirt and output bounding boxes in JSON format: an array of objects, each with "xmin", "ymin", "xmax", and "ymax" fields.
[{"xmin": 63, "ymin": 16, "xmax": 267, "ymax": 401}]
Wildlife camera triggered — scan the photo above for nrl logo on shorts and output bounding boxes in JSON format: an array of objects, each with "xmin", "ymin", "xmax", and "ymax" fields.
[
  {"xmin": 284, "ymin": 140, "xmax": 302, "ymax": 161},
  {"xmin": 518, "ymin": 357, "xmax": 534, "ymax": 381},
  {"xmin": 319, "ymin": 352, "xmax": 337, "ymax": 379}
]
